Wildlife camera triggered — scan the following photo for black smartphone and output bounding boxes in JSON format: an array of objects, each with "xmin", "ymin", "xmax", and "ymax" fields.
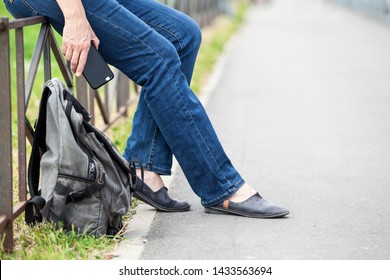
[{"xmin": 82, "ymin": 44, "xmax": 114, "ymax": 90}]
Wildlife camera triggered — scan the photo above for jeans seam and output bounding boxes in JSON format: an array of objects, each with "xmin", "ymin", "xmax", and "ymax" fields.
[
  {"xmin": 146, "ymin": 125, "xmax": 158, "ymax": 170},
  {"xmin": 21, "ymin": 0, "xmax": 39, "ymax": 16},
  {"xmin": 143, "ymin": 20, "xmax": 184, "ymax": 53}
]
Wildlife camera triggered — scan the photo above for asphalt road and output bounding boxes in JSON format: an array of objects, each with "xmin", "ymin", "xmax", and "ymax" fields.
[{"xmin": 116, "ymin": 0, "xmax": 390, "ymax": 260}]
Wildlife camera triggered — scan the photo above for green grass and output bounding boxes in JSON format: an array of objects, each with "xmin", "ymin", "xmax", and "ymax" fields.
[
  {"xmin": 191, "ymin": 1, "xmax": 248, "ymax": 94},
  {"xmin": 0, "ymin": 0, "xmax": 249, "ymax": 259},
  {"xmin": 1, "ymin": 219, "xmax": 123, "ymax": 260}
]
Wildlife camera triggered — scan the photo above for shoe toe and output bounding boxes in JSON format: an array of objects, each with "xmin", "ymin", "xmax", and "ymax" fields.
[
  {"xmin": 134, "ymin": 177, "xmax": 190, "ymax": 212},
  {"xmin": 170, "ymin": 200, "xmax": 191, "ymax": 211},
  {"xmin": 264, "ymin": 203, "xmax": 290, "ymax": 216}
]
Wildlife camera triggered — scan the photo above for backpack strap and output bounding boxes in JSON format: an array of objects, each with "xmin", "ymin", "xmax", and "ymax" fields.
[
  {"xmin": 25, "ymin": 196, "xmax": 46, "ymax": 225},
  {"xmin": 25, "ymin": 85, "xmax": 52, "ymax": 224},
  {"xmin": 62, "ymin": 89, "xmax": 92, "ymax": 122},
  {"xmin": 129, "ymin": 158, "xmax": 142, "ymax": 191}
]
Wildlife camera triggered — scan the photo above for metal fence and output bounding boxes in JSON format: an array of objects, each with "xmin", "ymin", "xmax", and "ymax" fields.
[
  {"xmin": 0, "ymin": 16, "xmax": 139, "ymax": 254},
  {"xmin": 327, "ymin": 0, "xmax": 390, "ymax": 23},
  {"xmin": 161, "ymin": 0, "xmax": 233, "ymax": 26},
  {"xmin": 0, "ymin": 0, "xmax": 235, "ymax": 253}
]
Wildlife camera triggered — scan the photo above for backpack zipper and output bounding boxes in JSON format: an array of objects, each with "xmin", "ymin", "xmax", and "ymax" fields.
[
  {"xmin": 92, "ymin": 156, "xmax": 105, "ymax": 185},
  {"xmin": 88, "ymin": 161, "xmax": 96, "ymax": 181},
  {"xmin": 57, "ymin": 173, "xmax": 95, "ymax": 183}
]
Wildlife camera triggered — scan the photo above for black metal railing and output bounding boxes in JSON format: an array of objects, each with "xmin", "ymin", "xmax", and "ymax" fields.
[
  {"xmin": 161, "ymin": 0, "xmax": 233, "ymax": 26},
  {"xmin": 0, "ymin": 15, "xmax": 139, "ymax": 253}
]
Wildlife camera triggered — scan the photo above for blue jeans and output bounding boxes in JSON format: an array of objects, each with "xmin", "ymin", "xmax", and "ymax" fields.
[{"xmin": 5, "ymin": 0, "xmax": 245, "ymax": 207}]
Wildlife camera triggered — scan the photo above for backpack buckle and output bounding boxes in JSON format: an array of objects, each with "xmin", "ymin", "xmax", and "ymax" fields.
[
  {"xmin": 65, "ymin": 182, "xmax": 104, "ymax": 205},
  {"xmin": 66, "ymin": 190, "xmax": 85, "ymax": 205}
]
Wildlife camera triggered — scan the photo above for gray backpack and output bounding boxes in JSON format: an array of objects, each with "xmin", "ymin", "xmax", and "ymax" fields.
[{"xmin": 26, "ymin": 78, "xmax": 136, "ymax": 236}]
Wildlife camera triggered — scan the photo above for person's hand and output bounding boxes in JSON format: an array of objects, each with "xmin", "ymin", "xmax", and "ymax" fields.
[
  {"xmin": 61, "ymin": 16, "xmax": 100, "ymax": 76},
  {"xmin": 56, "ymin": 0, "xmax": 100, "ymax": 76}
]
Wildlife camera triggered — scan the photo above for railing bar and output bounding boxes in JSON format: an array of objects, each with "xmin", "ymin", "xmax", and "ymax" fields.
[
  {"xmin": 101, "ymin": 95, "xmax": 138, "ymax": 132},
  {"xmin": 43, "ymin": 23, "xmax": 51, "ymax": 82},
  {"xmin": 8, "ymin": 16, "xmax": 47, "ymax": 29},
  {"xmin": 15, "ymin": 27, "xmax": 27, "ymax": 202},
  {"xmin": 95, "ymin": 90, "xmax": 110, "ymax": 124},
  {"xmin": 116, "ymin": 71, "xmax": 130, "ymax": 117},
  {"xmin": 49, "ymin": 28, "xmax": 73, "ymax": 88},
  {"xmin": 25, "ymin": 117, "xmax": 34, "ymax": 145},
  {"xmin": 76, "ymin": 76, "xmax": 89, "ymax": 109},
  {"xmin": 89, "ymin": 88, "xmax": 95, "ymax": 126},
  {"xmin": 13, "ymin": 200, "xmax": 29, "ymax": 221},
  {"xmin": 0, "ymin": 17, "xmax": 8, "ymax": 31},
  {"xmin": 104, "ymin": 83, "xmax": 111, "ymax": 121},
  {"xmin": 0, "ymin": 216, "xmax": 8, "ymax": 233},
  {"xmin": 25, "ymin": 23, "xmax": 49, "ymax": 110},
  {"xmin": 0, "ymin": 17, "xmax": 14, "ymax": 252}
]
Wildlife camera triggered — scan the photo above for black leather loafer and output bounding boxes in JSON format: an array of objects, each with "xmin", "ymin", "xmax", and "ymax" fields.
[
  {"xmin": 133, "ymin": 177, "xmax": 190, "ymax": 212},
  {"xmin": 204, "ymin": 193, "xmax": 289, "ymax": 218}
]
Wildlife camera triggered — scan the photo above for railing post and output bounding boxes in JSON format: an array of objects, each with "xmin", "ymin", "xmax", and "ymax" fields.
[
  {"xmin": 43, "ymin": 22, "xmax": 52, "ymax": 82},
  {"xmin": 0, "ymin": 17, "xmax": 14, "ymax": 253},
  {"xmin": 116, "ymin": 71, "xmax": 130, "ymax": 117},
  {"xmin": 15, "ymin": 25, "xmax": 27, "ymax": 203},
  {"xmin": 76, "ymin": 76, "xmax": 89, "ymax": 110}
]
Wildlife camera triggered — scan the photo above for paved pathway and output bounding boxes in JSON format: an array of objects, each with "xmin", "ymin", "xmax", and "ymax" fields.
[{"xmin": 115, "ymin": 0, "xmax": 390, "ymax": 260}]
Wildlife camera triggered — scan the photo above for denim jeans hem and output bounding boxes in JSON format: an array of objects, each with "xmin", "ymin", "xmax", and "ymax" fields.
[
  {"xmin": 135, "ymin": 163, "xmax": 172, "ymax": 176},
  {"xmin": 201, "ymin": 179, "xmax": 246, "ymax": 208}
]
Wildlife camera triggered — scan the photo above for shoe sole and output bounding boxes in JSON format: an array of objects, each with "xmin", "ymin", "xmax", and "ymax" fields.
[
  {"xmin": 133, "ymin": 191, "xmax": 191, "ymax": 212},
  {"xmin": 204, "ymin": 206, "xmax": 290, "ymax": 219}
]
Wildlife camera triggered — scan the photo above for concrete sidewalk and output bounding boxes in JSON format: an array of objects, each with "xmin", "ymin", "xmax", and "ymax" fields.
[{"xmin": 114, "ymin": 0, "xmax": 390, "ymax": 260}]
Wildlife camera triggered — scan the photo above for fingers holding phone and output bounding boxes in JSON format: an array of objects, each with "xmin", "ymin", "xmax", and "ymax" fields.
[
  {"xmin": 60, "ymin": 13, "xmax": 100, "ymax": 76},
  {"xmin": 74, "ymin": 30, "xmax": 100, "ymax": 76},
  {"xmin": 57, "ymin": 0, "xmax": 99, "ymax": 74},
  {"xmin": 82, "ymin": 44, "xmax": 114, "ymax": 90}
]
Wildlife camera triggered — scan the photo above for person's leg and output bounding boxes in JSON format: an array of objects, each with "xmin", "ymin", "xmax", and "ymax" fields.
[
  {"xmin": 4, "ymin": 0, "xmax": 61, "ymax": 19},
  {"xmin": 6, "ymin": 0, "xmax": 289, "ymax": 217},
  {"xmin": 10, "ymin": 0, "xmax": 243, "ymax": 207},
  {"xmin": 83, "ymin": 1, "xmax": 247, "ymax": 207},
  {"xmin": 117, "ymin": 1, "xmax": 260, "ymax": 206},
  {"xmin": 112, "ymin": 1, "xmax": 259, "ymax": 206},
  {"xmin": 107, "ymin": 0, "xmax": 258, "ymax": 209},
  {"xmin": 120, "ymin": 0, "xmax": 202, "ymax": 190},
  {"xmin": 122, "ymin": 0, "xmax": 200, "ymax": 83}
]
